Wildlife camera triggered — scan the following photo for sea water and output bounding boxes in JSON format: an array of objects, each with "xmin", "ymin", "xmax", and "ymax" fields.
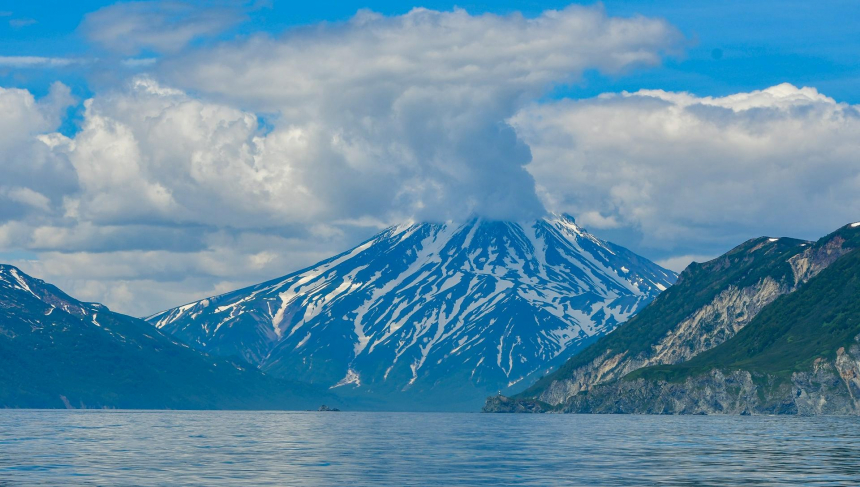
[{"xmin": 1, "ymin": 410, "xmax": 859, "ymax": 486}]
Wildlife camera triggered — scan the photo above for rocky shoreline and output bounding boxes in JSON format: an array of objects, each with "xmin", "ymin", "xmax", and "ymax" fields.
[{"xmin": 484, "ymin": 345, "xmax": 860, "ymax": 415}]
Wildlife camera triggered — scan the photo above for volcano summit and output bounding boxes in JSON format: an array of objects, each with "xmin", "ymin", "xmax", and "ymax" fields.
[{"xmin": 148, "ymin": 215, "xmax": 675, "ymax": 409}]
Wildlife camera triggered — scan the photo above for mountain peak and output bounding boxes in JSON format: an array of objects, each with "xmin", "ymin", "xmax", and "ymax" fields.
[
  {"xmin": 148, "ymin": 217, "xmax": 676, "ymax": 410},
  {"xmin": 0, "ymin": 264, "xmax": 339, "ymax": 409}
]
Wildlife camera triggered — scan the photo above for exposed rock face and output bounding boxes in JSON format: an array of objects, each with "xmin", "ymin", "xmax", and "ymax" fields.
[
  {"xmin": 485, "ymin": 344, "xmax": 860, "ymax": 415},
  {"xmin": 789, "ymin": 235, "xmax": 849, "ymax": 285},
  {"xmin": 486, "ymin": 223, "xmax": 860, "ymax": 415},
  {"xmin": 565, "ymin": 344, "xmax": 860, "ymax": 415},
  {"xmin": 649, "ymin": 278, "xmax": 785, "ymax": 364},
  {"xmin": 528, "ymin": 233, "xmax": 857, "ymax": 409},
  {"xmin": 483, "ymin": 395, "xmax": 548, "ymax": 413},
  {"xmin": 793, "ymin": 346, "xmax": 860, "ymax": 415},
  {"xmin": 535, "ymin": 277, "xmax": 791, "ymax": 406}
]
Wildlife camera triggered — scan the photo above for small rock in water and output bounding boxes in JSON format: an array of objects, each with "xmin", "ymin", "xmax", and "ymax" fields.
[{"xmin": 318, "ymin": 405, "xmax": 340, "ymax": 412}]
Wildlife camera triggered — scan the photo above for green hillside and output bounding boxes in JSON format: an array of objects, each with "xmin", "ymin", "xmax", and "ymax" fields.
[
  {"xmin": 517, "ymin": 236, "xmax": 809, "ymax": 398},
  {"xmin": 631, "ymin": 245, "xmax": 860, "ymax": 383}
]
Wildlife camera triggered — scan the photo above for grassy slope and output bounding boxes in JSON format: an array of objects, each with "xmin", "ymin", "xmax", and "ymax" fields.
[
  {"xmin": 630, "ymin": 245, "xmax": 860, "ymax": 383},
  {"xmin": 516, "ymin": 237, "xmax": 809, "ymax": 398}
]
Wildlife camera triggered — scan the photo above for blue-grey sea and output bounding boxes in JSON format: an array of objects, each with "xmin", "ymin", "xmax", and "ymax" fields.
[{"xmin": 1, "ymin": 411, "xmax": 859, "ymax": 486}]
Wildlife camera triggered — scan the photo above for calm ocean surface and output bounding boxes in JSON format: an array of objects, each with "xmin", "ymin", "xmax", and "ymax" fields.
[{"xmin": 1, "ymin": 411, "xmax": 859, "ymax": 486}]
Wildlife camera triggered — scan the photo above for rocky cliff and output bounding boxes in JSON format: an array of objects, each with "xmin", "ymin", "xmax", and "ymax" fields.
[
  {"xmin": 487, "ymin": 342, "xmax": 860, "ymax": 415},
  {"xmin": 486, "ymin": 222, "xmax": 860, "ymax": 414}
]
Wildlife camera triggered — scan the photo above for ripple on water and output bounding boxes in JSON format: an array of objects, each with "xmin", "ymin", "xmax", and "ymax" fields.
[{"xmin": 1, "ymin": 411, "xmax": 859, "ymax": 486}]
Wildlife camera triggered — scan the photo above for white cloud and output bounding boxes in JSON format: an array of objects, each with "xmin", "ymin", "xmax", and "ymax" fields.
[
  {"xmin": 121, "ymin": 57, "xmax": 158, "ymax": 68},
  {"xmin": 8, "ymin": 5, "xmax": 860, "ymax": 319},
  {"xmin": 0, "ymin": 82, "xmax": 73, "ymax": 135},
  {"xmin": 0, "ymin": 83, "xmax": 77, "ymax": 222},
  {"xmin": 0, "ymin": 56, "xmax": 84, "ymax": 67},
  {"xmin": 11, "ymin": 233, "xmax": 340, "ymax": 316},
  {"xmin": 655, "ymin": 254, "xmax": 719, "ymax": 273},
  {"xmin": 1, "ymin": 5, "xmax": 685, "ymax": 314},
  {"xmin": 8, "ymin": 5, "xmax": 860, "ymax": 317},
  {"xmin": 80, "ymin": 1, "xmax": 245, "ymax": 55},
  {"xmin": 45, "ymin": 77, "xmax": 325, "ymax": 228},
  {"xmin": 517, "ymin": 83, "xmax": 860, "ymax": 250},
  {"xmin": 4, "ymin": 188, "xmax": 52, "ymax": 212},
  {"xmin": 25, "ymin": 4, "xmax": 681, "ymax": 232},
  {"xmin": 160, "ymin": 5, "xmax": 682, "ymax": 222},
  {"xmin": 577, "ymin": 210, "xmax": 622, "ymax": 229},
  {"xmin": 166, "ymin": 6, "xmax": 681, "ymax": 109},
  {"xmin": 9, "ymin": 18, "xmax": 37, "ymax": 28}
]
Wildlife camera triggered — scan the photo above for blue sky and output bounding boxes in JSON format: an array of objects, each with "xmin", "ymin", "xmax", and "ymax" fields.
[
  {"xmin": 4, "ymin": 1, "xmax": 860, "ymax": 104},
  {"xmin": 1, "ymin": 1, "xmax": 859, "ymax": 314}
]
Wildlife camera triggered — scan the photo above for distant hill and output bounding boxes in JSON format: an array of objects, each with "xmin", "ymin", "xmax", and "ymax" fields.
[
  {"xmin": 0, "ymin": 265, "xmax": 339, "ymax": 409},
  {"xmin": 147, "ymin": 215, "xmax": 676, "ymax": 410},
  {"xmin": 486, "ymin": 222, "xmax": 860, "ymax": 414}
]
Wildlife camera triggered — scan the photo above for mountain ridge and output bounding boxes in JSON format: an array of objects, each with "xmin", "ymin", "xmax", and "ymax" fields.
[
  {"xmin": 147, "ymin": 214, "xmax": 676, "ymax": 410},
  {"xmin": 485, "ymin": 221, "xmax": 860, "ymax": 414},
  {"xmin": 0, "ymin": 264, "xmax": 339, "ymax": 410}
]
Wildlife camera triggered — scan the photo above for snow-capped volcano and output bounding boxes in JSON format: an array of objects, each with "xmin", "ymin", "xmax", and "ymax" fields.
[{"xmin": 147, "ymin": 214, "xmax": 676, "ymax": 409}]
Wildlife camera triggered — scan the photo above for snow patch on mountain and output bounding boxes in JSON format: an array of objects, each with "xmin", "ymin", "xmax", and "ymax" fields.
[{"xmin": 146, "ymin": 214, "xmax": 676, "ymax": 408}]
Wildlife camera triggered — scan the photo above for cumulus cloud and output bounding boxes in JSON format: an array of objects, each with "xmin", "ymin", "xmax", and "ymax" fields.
[
  {"xmin": 9, "ymin": 5, "xmax": 860, "ymax": 317},
  {"xmin": 4, "ymin": 188, "xmax": 52, "ymax": 212},
  {"xmin": 0, "ymin": 56, "xmax": 89, "ymax": 68},
  {"xmin": 655, "ymin": 254, "xmax": 720, "ymax": 273},
  {"xmin": 0, "ymin": 83, "xmax": 77, "ymax": 222},
  {"xmin": 3, "ymin": 5, "xmax": 687, "ymax": 314},
  {"xmin": 9, "ymin": 18, "xmax": 37, "ymax": 28},
  {"xmin": 40, "ymin": 77, "xmax": 330, "ymax": 229},
  {"xmin": 162, "ymin": 5, "xmax": 683, "ymax": 222},
  {"xmin": 13, "ymin": 233, "xmax": 342, "ymax": 316},
  {"xmin": 80, "ymin": 1, "xmax": 246, "ymax": 55},
  {"xmin": 516, "ymin": 83, "xmax": 860, "ymax": 251},
  {"xmin": 167, "ymin": 6, "xmax": 681, "ymax": 108}
]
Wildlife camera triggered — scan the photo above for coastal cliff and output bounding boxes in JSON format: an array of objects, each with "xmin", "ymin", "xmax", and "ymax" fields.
[{"xmin": 486, "ymin": 223, "xmax": 860, "ymax": 415}]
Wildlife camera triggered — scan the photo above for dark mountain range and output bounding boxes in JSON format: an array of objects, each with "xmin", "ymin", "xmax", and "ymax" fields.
[{"xmin": 0, "ymin": 264, "xmax": 338, "ymax": 409}]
